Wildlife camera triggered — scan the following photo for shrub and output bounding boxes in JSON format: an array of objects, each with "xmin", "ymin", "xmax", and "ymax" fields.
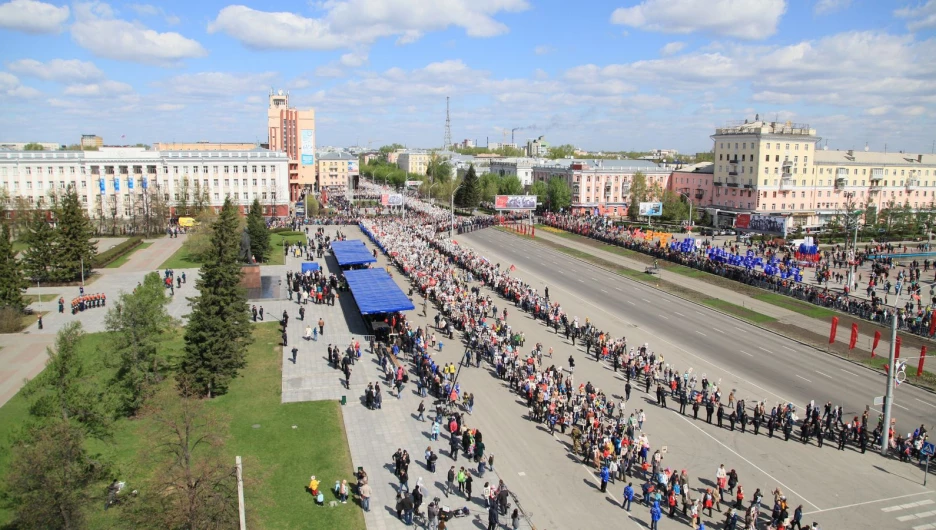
[
  {"xmin": 0, "ymin": 306, "xmax": 26, "ymax": 333},
  {"xmin": 92, "ymin": 237, "xmax": 143, "ymax": 268}
]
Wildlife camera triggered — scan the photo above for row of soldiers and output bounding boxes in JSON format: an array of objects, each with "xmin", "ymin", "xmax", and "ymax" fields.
[{"xmin": 61, "ymin": 294, "xmax": 106, "ymax": 314}]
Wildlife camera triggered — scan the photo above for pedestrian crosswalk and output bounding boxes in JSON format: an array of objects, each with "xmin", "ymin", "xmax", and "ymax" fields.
[{"xmin": 882, "ymin": 498, "xmax": 936, "ymax": 529}]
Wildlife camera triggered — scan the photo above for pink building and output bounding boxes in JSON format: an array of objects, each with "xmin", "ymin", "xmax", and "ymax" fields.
[
  {"xmin": 667, "ymin": 162, "xmax": 714, "ymax": 209},
  {"xmin": 532, "ymin": 159, "xmax": 672, "ymax": 216}
]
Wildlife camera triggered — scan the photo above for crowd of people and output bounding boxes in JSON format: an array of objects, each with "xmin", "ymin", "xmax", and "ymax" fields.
[{"xmin": 63, "ymin": 292, "xmax": 106, "ymax": 314}]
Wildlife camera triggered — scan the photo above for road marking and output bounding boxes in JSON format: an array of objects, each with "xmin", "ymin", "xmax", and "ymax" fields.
[
  {"xmin": 784, "ymin": 346, "xmax": 796, "ymax": 352},
  {"xmin": 740, "ymin": 350, "xmax": 754, "ymax": 357},
  {"xmin": 694, "ymin": 331, "xmax": 707, "ymax": 336},
  {"xmin": 578, "ymin": 279, "xmax": 585, "ymax": 283},
  {"xmin": 898, "ymin": 511, "xmax": 936, "ymax": 522},
  {"xmin": 592, "ymin": 277, "xmax": 599, "ymax": 282},
  {"xmin": 643, "ymin": 298, "xmax": 652, "ymax": 303},
  {"xmin": 795, "ymin": 375, "xmax": 812, "ymax": 383},
  {"xmin": 758, "ymin": 347, "xmax": 773, "ymax": 354},
  {"xmin": 674, "ymin": 311, "xmax": 685, "ymax": 317},
  {"xmin": 627, "ymin": 301, "xmax": 636, "ymax": 306},
  {"xmin": 815, "ymin": 371, "xmax": 833, "ymax": 379},
  {"xmin": 916, "ymin": 398, "xmax": 936, "ymax": 409},
  {"xmin": 734, "ymin": 326, "xmax": 744, "ymax": 332},
  {"xmin": 884, "ymin": 500, "xmax": 936, "ymax": 512},
  {"xmin": 551, "ymin": 261, "xmax": 558, "ymax": 265},
  {"xmin": 894, "ymin": 402, "xmax": 910, "ymax": 411},
  {"xmin": 676, "ymin": 415, "xmax": 821, "ymax": 511},
  {"xmin": 615, "ymin": 287, "xmax": 623, "ymax": 291},
  {"xmin": 696, "ymin": 311, "xmax": 704, "ymax": 316},
  {"xmin": 912, "ymin": 523, "xmax": 936, "ymax": 530},
  {"xmin": 840, "ymin": 368, "xmax": 860, "ymax": 377},
  {"xmin": 601, "ymin": 289, "xmax": 608, "ymax": 293},
  {"xmin": 806, "ymin": 491, "xmax": 933, "ymax": 515},
  {"xmin": 658, "ymin": 315, "xmax": 669, "ymax": 320},
  {"xmin": 518, "ymin": 471, "xmax": 526, "ymax": 477},
  {"xmin": 712, "ymin": 327, "xmax": 725, "ymax": 334}
]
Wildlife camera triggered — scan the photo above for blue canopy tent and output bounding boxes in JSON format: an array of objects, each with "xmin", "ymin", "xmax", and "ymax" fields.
[
  {"xmin": 344, "ymin": 268, "xmax": 415, "ymax": 315},
  {"xmin": 331, "ymin": 240, "xmax": 377, "ymax": 268},
  {"xmin": 301, "ymin": 262, "xmax": 320, "ymax": 273}
]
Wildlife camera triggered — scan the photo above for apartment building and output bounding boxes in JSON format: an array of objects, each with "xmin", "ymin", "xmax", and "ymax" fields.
[
  {"xmin": 80, "ymin": 134, "xmax": 103, "ymax": 149},
  {"xmin": 667, "ymin": 162, "xmax": 714, "ymax": 209},
  {"xmin": 397, "ymin": 151, "xmax": 429, "ymax": 175},
  {"xmin": 0, "ymin": 146, "xmax": 290, "ymax": 221},
  {"xmin": 532, "ymin": 159, "xmax": 670, "ymax": 216},
  {"xmin": 489, "ymin": 157, "xmax": 540, "ymax": 187},
  {"xmin": 317, "ymin": 152, "xmax": 359, "ymax": 191},
  {"xmin": 266, "ymin": 89, "xmax": 315, "ymax": 202}
]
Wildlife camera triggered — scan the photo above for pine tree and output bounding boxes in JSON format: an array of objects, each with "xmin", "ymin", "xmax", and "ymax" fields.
[
  {"xmin": 246, "ymin": 198, "xmax": 270, "ymax": 263},
  {"xmin": 19, "ymin": 211, "xmax": 56, "ymax": 282},
  {"xmin": 455, "ymin": 164, "xmax": 481, "ymax": 208},
  {"xmin": 179, "ymin": 198, "xmax": 253, "ymax": 398},
  {"xmin": 0, "ymin": 223, "xmax": 28, "ymax": 312},
  {"xmin": 55, "ymin": 188, "xmax": 96, "ymax": 282}
]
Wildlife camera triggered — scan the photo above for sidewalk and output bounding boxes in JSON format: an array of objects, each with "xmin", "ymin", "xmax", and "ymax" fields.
[
  {"xmin": 532, "ymin": 229, "xmax": 896, "ymax": 352},
  {"xmin": 278, "ymin": 228, "xmax": 532, "ymax": 530}
]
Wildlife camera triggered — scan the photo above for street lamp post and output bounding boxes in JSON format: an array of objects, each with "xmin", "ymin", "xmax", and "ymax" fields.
[
  {"xmin": 450, "ymin": 184, "xmax": 463, "ymax": 238},
  {"xmin": 676, "ymin": 190, "xmax": 693, "ymax": 229},
  {"xmin": 844, "ymin": 192, "xmax": 859, "ymax": 294},
  {"xmin": 881, "ymin": 290, "xmax": 901, "ymax": 455}
]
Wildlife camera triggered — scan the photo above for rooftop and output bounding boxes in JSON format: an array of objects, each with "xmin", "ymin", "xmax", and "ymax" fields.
[
  {"xmin": 714, "ymin": 119, "xmax": 816, "ymax": 137},
  {"xmin": 814, "ymin": 150, "xmax": 934, "ymax": 167}
]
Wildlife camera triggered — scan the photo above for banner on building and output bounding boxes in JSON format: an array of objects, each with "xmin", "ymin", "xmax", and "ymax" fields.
[
  {"xmin": 347, "ymin": 160, "xmax": 359, "ymax": 173},
  {"xmin": 381, "ymin": 194, "xmax": 403, "ymax": 206},
  {"xmin": 735, "ymin": 213, "xmax": 789, "ymax": 236},
  {"xmin": 494, "ymin": 195, "xmax": 537, "ymax": 210},
  {"xmin": 300, "ymin": 129, "xmax": 315, "ymax": 166},
  {"xmin": 99, "ymin": 178, "xmax": 106, "ymax": 195},
  {"xmin": 128, "ymin": 176, "xmax": 134, "ymax": 190},
  {"xmin": 142, "ymin": 176, "xmax": 148, "ymax": 189},
  {"xmin": 638, "ymin": 202, "xmax": 663, "ymax": 216},
  {"xmin": 114, "ymin": 177, "xmax": 120, "ymax": 192}
]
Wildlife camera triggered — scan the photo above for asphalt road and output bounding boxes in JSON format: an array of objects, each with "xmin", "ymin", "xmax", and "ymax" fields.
[{"xmin": 442, "ymin": 228, "xmax": 936, "ymax": 530}]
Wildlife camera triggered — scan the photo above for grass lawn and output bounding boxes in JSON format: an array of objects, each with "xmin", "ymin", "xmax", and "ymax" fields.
[
  {"xmin": 753, "ymin": 293, "xmax": 837, "ymax": 318},
  {"xmin": 158, "ymin": 246, "xmax": 204, "ymax": 270},
  {"xmin": 22, "ymin": 293, "xmax": 60, "ymax": 305},
  {"xmin": 0, "ymin": 323, "xmax": 363, "ymax": 530},
  {"xmin": 701, "ymin": 299, "xmax": 776, "ymax": 323},
  {"xmin": 268, "ymin": 232, "xmax": 308, "ymax": 266},
  {"xmin": 105, "ymin": 242, "xmax": 152, "ymax": 269}
]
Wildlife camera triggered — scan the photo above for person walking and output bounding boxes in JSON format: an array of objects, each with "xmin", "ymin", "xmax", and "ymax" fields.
[
  {"xmin": 623, "ymin": 482, "xmax": 634, "ymax": 511},
  {"xmin": 445, "ymin": 466, "xmax": 455, "ymax": 497},
  {"xmin": 650, "ymin": 500, "xmax": 662, "ymax": 530},
  {"xmin": 360, "ymin": 481, "xmax": 372, "ymax": 512},
  {"xmin": 318, "ymin": 317, "xmax": 325, "ymax": 336}
]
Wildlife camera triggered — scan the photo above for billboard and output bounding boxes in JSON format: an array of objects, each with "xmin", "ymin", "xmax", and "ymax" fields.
[
  {"xmin": 381, "ymin": 194, "xmax": 403, "ymax": 206},
  {"xmin": 300, "ymin": 129, "xmax": 315, "ymax": 166},
  {"xmin": 347, "ymin": 160, "xmax": 359, "ymax": 173},
  {"xmin": 405, "ymin": 180, "xmax": 422, "ymax": 186},
  {"xmin": 638, "ymin": 202, "xmax": 663, "ymax": 216},
  {"xmin": 494, "ymin": 195, "xmax": 537, "ymax": 210},
  {"xmin": 736, "ymin": 213, "xmax": 789, "ymax": 236}
]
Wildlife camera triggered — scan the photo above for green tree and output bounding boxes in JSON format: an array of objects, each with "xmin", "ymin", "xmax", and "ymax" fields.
[
  {"xmin": 530, "ymin": 180, "xmax": 548, "ymax": 208},
  {"xmin": 105, "ymin": 272, "xmax": 173, "ymax": 416},
  {"xmin": 24, "ymin": 322, "xmax": 112, "ymax": 437},
  {"xmin": 180, "ymin": 208, "xmax": 220, "ymax": 262},
  {"xmin": 454, "ymin": 164, "xmax": 481, "ymax": 208},
  {"xmin": 547, "ymin": 144, "xmax": 576, "ymax": 159},
  {"xmin": 628, "ymin": 171, "xmax": 649, "ymax": 220},
  {"xmin": 0, "ymin": 223, "xmax": 28, "ymax": 312},
  {"xmin": 55, "ymin": 188, "xmax": 97, "ymax": 282},
  {"xmin": 19, "ymin": 211, "xmax": 56, "ymax": 282},
  {"xmin": 306, "ymin": 194, "xmax": 320, "ymax": 217},
  {"xmin": 4, "ymin": 420, "xmax": 107, "ymax": 530},
  {"xmin": 378, "ymin": 143, "xmax": 405, "ymax": 156},
  {"xmin": 426, "ymin": 153, "xmax": 452, "ymax": 184},
  {"xmin": 179, "ymin": 198, "xmax": 253, "ymax": 398},
  {"xmin": 498, "ymin": 175, "xmax": 524, "ymax": 195},
  {"xmin": 23, "ymin": 142, "xmax": 45, "ymax": 151},
  {"xmin": 478, "ymin": 173, "xmax": 501, "ymax": 203},
  {"xmin": 493, "ymin": 146, "xmax": 524, "ymax": 157},
  {"xmin": 246, "ymin": 198, "xmax": 270, "ymax": 263},
  {"xmin": 546, "ymin": 177, "xmax": 572, "ymax": 212},
  {"xmin": 660, "ymin": 189, "xmax": 688, "ymax": 223}
]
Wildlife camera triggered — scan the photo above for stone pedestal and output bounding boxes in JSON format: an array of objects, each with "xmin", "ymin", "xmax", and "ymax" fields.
[{"xmin": 240, "ymin": 265, "xmax": 261, "ymax": 290}]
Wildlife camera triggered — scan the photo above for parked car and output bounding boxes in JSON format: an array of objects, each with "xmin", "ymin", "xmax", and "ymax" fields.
[{"xmin": 700, "ymin": 228, "xmax": 715, "ymax": 236}]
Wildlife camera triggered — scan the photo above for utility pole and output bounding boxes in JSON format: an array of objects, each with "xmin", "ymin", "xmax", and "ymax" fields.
[
  {"xmin": 881, "ymin": 293, "xmax": 900, "ymax": 456},
  {"xmin": 443, "ymin": 97, "xmax": 452, "ymax": 151}
]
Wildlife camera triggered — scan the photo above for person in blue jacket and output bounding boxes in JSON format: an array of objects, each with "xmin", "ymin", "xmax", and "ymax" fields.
[
  {"xmin": 600, "ymin": 464, "xmax": 610, "ymax": 493},
  {"xmin": 622, "ymin": 482, "xmax": 634, "ymax": 511},
  {"xmin": 650, "ymin": 500, "xmax": 662, "ymax": 530}
]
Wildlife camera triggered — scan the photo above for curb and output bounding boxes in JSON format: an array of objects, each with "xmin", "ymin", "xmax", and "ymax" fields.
[{"xmin": 500, "ymin": 228, "xmax": 936, "ymax": 398}]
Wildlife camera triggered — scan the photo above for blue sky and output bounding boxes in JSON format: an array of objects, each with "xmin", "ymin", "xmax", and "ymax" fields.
[{"xmin": 0, "ymin": 0, "xmax": 934, "ymax": 154}]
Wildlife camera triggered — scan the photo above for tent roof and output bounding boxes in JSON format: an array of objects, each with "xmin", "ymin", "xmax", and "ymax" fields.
[
  {"xmin": 344, "ymin": 268, "xmax": 415, "ymax": 315},
  {"xmin": 331, "ymin": 239, "xmax": 377, "ymax": 267}
]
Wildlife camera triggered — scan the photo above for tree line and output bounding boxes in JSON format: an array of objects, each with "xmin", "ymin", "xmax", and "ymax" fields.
[{"xmin": 1, "ymin": 197, "xmax": 253, "ymax": 529}]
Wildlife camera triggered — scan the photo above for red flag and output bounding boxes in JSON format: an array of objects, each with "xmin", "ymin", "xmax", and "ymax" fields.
[
  {"xmin": 829, "ymin": 317, "xmax": 839, "ymax": 344},
  {"xmin": 509, "ymin": 264, "xmax": 516, "ymax": 272},
  {"xmin": 849, "ymin": 323, "xmax": 858, "ymax": 350},
  {"xmin": 919, "ymin": 346, "xmax": 927, "ymax": 377},
  {"xmin": 872, "ymin": 331, "xmax": 881, "ymax": 357},
  {"xmin": 896, "ymin": 336, "xmax": 901, "ymax": 360}
]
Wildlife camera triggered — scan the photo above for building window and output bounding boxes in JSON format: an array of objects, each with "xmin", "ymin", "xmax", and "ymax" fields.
[
  {"xmin": 214, "ymin": 193, "xmax": 219, "ymax": 200},
  {"xmin": 253, "ymin": 179, "xmax": 257, "ymax": 186},
  {"xmin": 224, "ymin": 166, "xmax": 229, "ymax": 173},
  {"xmin": 225, "ymin": 179, "xmax": 230, "ymax": 187}
]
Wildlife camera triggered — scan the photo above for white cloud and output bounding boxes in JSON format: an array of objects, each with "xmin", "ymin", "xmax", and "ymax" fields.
[
  {"xmin": 7, "ymin": 58, "xmax": 103, "ymax": 83},
  {"xmin": 208, "ymin": 0, "xmax": 530, "ymax": 50},
  {"xmin": 0, "ymin": 0, "xmax": 70, "ymax": 34},
  {"xmin": 895, "ymin": 0, "xmax": 936, "ymax": 32},
  {"xmin": 155, "ymin": 103, "xmax": 184, "ymax": 111},
  {"xmin": 611, "ymin": 0, "xmax": 787, "ymax": 40},
  {"xmin": 71, "ymin": 2, "xmax": 207, "ymax": 65},
  {"xmin": 340, "ymin": 51, "xmax": 368, "ymax": 67},
  {"xmin": 814, "ymin": 0, "xmax": 852, "ymax": 15},
  {"xmin": 314, "ymin": 64, "xmax": 346, "ymax": 78},
  {"xmin": 534, "ymin": 45, "xmax": 555, "ymax": 55},
  {"xmin": 660, "ymin": 41, "xmax": 686, "ymax": 56},
  {"xmin": 128, "ymin": 3, "xmax": 180, "ymax": 24},
  {"xmin": 0, "ymin": 71, "xmax": 42, "ymax": 98},
  {"xmin": 64, "ymin": 80, "xmax": 133, "ymax": 96},
  {"xmin": 161, "ymin": 71, "xmax": 279, "ymax": 97}
]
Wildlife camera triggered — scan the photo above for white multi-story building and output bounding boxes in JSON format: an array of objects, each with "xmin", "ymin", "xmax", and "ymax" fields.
[
  {"xmin": 489, "ymin": 157, "xmax": 542, "ymax": 187},
  {"xmin": 0, "ymin": 146, "xmax": 291, "ymax": 222}
]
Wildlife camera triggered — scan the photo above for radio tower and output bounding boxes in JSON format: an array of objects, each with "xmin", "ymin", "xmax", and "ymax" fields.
[{"xmin": 443, "ymin": 96, "xmax": 452, "ymax": 150}]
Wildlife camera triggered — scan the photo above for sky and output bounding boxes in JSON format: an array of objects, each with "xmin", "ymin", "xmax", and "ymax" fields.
[{"xmin": 0, "ymin": 0, "xmax": 934, "ymax": 155}]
